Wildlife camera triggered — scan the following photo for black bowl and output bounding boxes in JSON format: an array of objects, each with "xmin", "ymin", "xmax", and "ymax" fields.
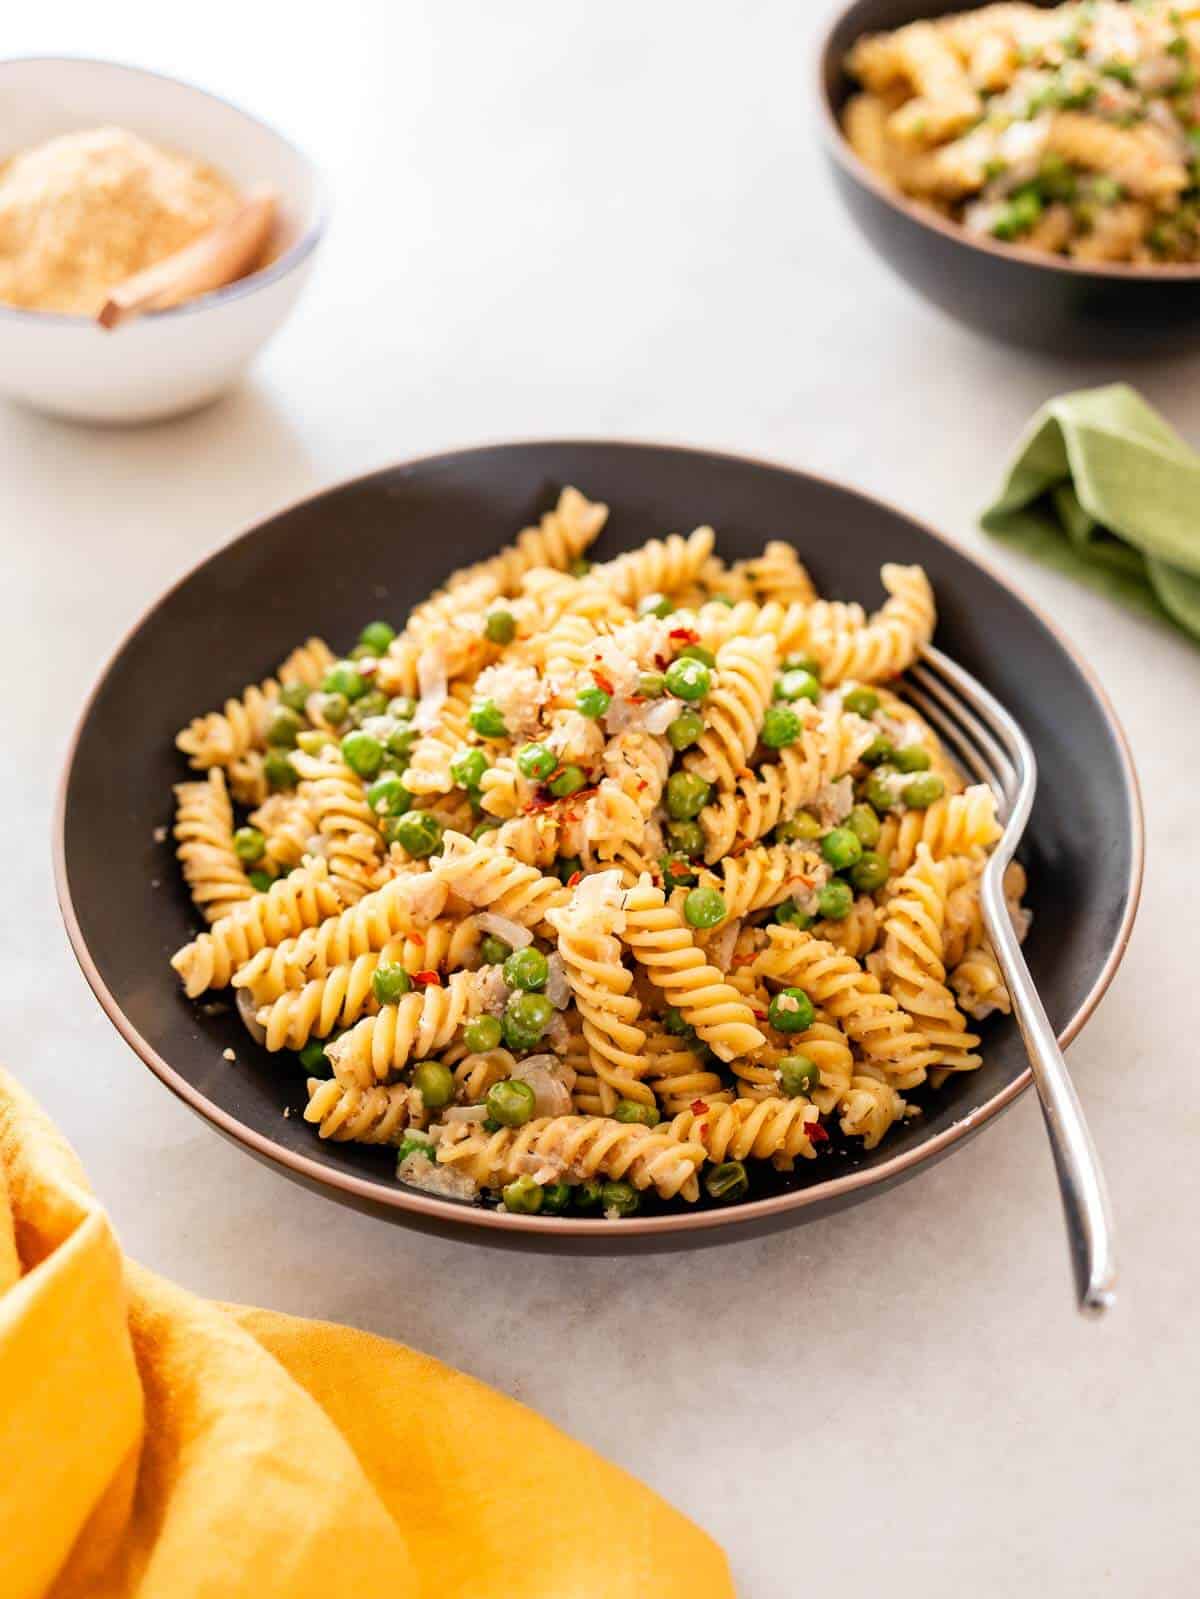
[
  {"xmin": 55, "ymin": 442, "xmax": 1142, "ymax": 1251},
  {"xmin": 818, "ymin": 0, "xmax": 1200, "ymax": 356}
]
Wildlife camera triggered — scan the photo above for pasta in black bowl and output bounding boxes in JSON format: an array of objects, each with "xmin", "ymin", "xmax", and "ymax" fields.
[{"xmin": 56, "ymin": 442, "xmax": 1141, "ymax": 1248}]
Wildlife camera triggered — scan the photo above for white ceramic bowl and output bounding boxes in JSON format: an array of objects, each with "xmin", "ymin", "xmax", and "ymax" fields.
[{"xmin": 0, "ymin": 57, "xmax": 326, "ymax": 423}]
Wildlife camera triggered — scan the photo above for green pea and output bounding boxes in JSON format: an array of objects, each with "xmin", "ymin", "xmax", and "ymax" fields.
[
  {"xmin": 663, "ymin": 1006, "xmax": 691, "ymax": 1038},
  {"xmin": 638, "ymin": 592, "xmax": 674, "ymax": 619},
  {"xmin": 676, "ymin": 643, "xmax": 716, "ymax": 668},
  {"xmin": 480, "ymin": 934, "xmax": 512, "ymax": 966},
  {"xmin": 501, "ymin": 991, "xmax": 553, "ymax": 1051},
  {"xmin": 666, "ymin": 709, "xmax": 705, "ymax": 751},
  {"xmin": 486, "ymin": 1076, "xmax": 538, "ymax": 1127},
  {"xmin": 517, "ymin": 742, "xmax": 557, "ymax": 781},
  {"xmin": 774, "ymin": 898, "xmax": 813, "ymax": 929},
  {"xmin": 849, "ymin": 850, "xmax": 890, "ymax": 894},
  {"xmin": 264, "ymin": 750, "xmax": 297, "ymax": 790},
  {"xmin": 367, "ymin": 772, "xmax": 413, "ymax": 817},
  {"xmin": 484, "ymin": 609, "xmax": 517, "ymax": 645},
  {"xmin": 778, "ymin": 1054, "xmax": 820, "ymax": 1097},
  {"xmin": 548, "ymin": 764, "xmax": 586, "ymax": 798},
  {"xmin": 666, "ymin": 819, "xmax": 704, "ymax": 857},
  {"xmin": 248, "ymin": 869, "xmax": 275, "ymax": 893},
  {"xmin": 637, "ymin": 671, "xmax": 666, "ymax": 699},
  {"xmin": 296, "ymin": 729, "xmax": 331, "ymax": 756},
  {"xmin": 541, "ymin": 1180, "xmax": 572, "ymax": 1213},
  {"xmin": 783, "ymin": 653, "xmax": 821, "ymax": 677},
  {"xmin": 372, "ymin": 962, "xmax": 413, "ymax": 1004},
  {"xmin": 599, "ymin": 1180, "xmax": 640, "ymax": 1217},
  {"xmin": 348, "ymin": 643, "xmax": 376, "ymax": 662},
  {"xmin": 892, "ymin": 745, "xmax": 932, "ymax": 774},
  {"xmin": 817, "ymin": 880, "xmax": 854, "ymax": 921},
  {"xmin": 502, "ymin": 1174, "xmax": 544, "ymax": 1214},
  {"xmin": 504, "ymin": 947, "xmax": 549, "ymax": 991},
  {"xmin": 574, "ymin": 1178, "xmax": 605, "ymax": 1211},
  {"xmin": 387, "ymin": 695, "xmax": 417, "ymax": 721},
  {"xmin": 614, "ymin": 1099, "xmax": 662, "ymax": 1127},
  {"xmin": 768, "ymin": 987, "xmax": 815, "ymax": 1033},
  {"xmin": 341, "ymin": 730, "xmax": 384, "ymax": 778},
  {"xmin": 865, "ymin": 769, "xmax": 899, "ymax": 813},
  {"xmin": 704, "ymin": 1161, "xmax": 749, "ymax": 1203},
  {"xmin": 577, "ymin": 685, "xmax": 611, "ymax": 719},
  {"xmin": 385, "ymin": 724, "xmax": 418, "ymax": 762},
  {"xmin": 846, "ymin": 803, "xmax": 881, "ymax": 848},
  {"xmin": 860, "ymin": 736, "xmax": 895, "ymax": 768},
  {"xmin": 469, "ymin": 698, "xmax": 508, "ymax": 739},
  {"xmin": 842, "ymin": 686, "xmax": 880, "ymax": 718},
  {"xmin": 390, "ymin": 811, "xmax": 444, "ymax": 858},
  {"xmin": 556, "ymin": 855, "xmax": 583, "ymax": 883},
  {"xmin": 395, "ymin": 1132, "xmax": 434, "ymax": 1166},
  {"xmin": 684, "ymin": 886, "xmax": 726, "ymax": 929},
  {"xmin": 761, "ymin": 705, "xmax": 801, "ymax": 749},
  {"xmin": 903, "ymin": 774, "xmax": 945, "ymax": 809},
  {"xmin": 569, "ymin": 558, "xmax": 592, "ymax": 578},
  {"xmin": 775, "ymin": 811, "xmax": 822, "ymax": 843},
  {"xmin": 776, "ymin": 668, "xmax": 820, "ymax": 703},
  {"xmin": 412, "ymin": 1059, "xmax": 455, "ymax": 1110},
  {"xmin": 349, "ymin": 691, "xmax": 389, "ymax": 725},
  {"xmin": 449, "ymin": 748, "xmax": 488, "ymax": 790},
  {"xmin": 661, "ymin": 853, "xmax": 698, "ymax": 891},
  {"xmin": 322, "ymin": 661, "xmax": 367, "ymax": 701},
  {"xmin": 279, "ymin": 682, "xmax": 311, "ymax": 713},
  {"xmin": 233, "ymin": 825, "xmax": 265, "ymax": 864},
  {"xmin": 298, "ymin": 1037, "xmax": 332, "ymax": 1074},
  {"xmin": 664, "ymin": 656, "xmax": 711, "ymax": 701},
  {"xmin": 666, "ymin": 771, "xmax": 711, "ymax": 820},
  {"xmin": 317, "ymin": 691, "xmax": 351, "ymax": 730},
  {"xmin": 266, "ymin": 706, "xmax": 303, "ymax": 748},
  {"xmin": 821, "ymin": 827, "xmax": 862, "ymax": 871},
  {"xmin": 463, "ymin": 1014, "xmax": 503, "ymax": 1053},
  {"xmin": 359, "ymin": 620, "xmax": 396, "ymax": 654}
]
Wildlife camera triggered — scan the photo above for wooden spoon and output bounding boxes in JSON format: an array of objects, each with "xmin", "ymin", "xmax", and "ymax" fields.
[{"xmin": 97, "ymin": 186, "xmax": 277, "ymax": 330}]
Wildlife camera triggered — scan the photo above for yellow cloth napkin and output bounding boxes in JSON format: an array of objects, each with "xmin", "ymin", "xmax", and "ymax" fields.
[{"xmin": 0, "ymin": 1070, "xmax": 733, "ymax": 1599}]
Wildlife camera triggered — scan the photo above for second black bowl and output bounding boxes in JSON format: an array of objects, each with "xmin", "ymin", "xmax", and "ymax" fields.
[{"xmin": 818, "ymin": 0, "xmax": 1200, "ymax": 356}]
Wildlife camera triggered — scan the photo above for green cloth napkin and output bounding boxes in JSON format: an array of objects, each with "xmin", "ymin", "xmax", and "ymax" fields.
[{"xmin": 980, "ymin": 383, "xmax": 1200, "ymax": 640}]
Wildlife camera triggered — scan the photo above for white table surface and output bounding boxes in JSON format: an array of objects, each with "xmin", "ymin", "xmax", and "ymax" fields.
[{"xmin": 9, "ymin": 4, "xmax": 1199, "ymax": 1594}]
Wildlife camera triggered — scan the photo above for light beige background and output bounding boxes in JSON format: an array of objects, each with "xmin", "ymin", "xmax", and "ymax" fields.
[{"xmin": 8, "ymin": 4, "xmax": 1198, "ymax": 1594}]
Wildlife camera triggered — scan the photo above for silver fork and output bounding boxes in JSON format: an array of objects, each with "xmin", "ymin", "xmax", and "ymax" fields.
[{"xmin": 901, "ymin": 644, "xmax": 1117, "ymax": 1318}]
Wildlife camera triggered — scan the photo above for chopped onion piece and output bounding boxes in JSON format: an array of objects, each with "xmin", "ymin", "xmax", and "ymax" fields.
[
  {"xmin": 642, "ymin": 695, "xmax": 685, "ymax": 735},
  {"xmin": 414, "ymin": 646, "xmax": 448, "ymax": 731},
  {"xmin": 475, "ymin": 911, "xmax": 533, "ymax": 950},
  {"xmin": 237, "ymin": 987, "xmax": 268, "ymax": 1046},
  {"xmin": 439, "ymin": 1105, "xmax": 489, "ymax": 1124},
  {"xmin": 544, "ymin": 952, "xmax": 571, "ymax": 1009}
]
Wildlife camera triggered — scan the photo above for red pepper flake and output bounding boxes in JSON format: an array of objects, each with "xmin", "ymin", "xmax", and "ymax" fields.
[
  {"xmin": 413, "ymin": 970, "xmax": 441, "ymax": 986},
  {"xmin": 627, "ymin": 694, "xmax": 646, "ymax": 705},
  {"xmin": 808, "ymin": 1121, "xmax": 829, "ymax": 1144},
  {"xmin": 592, "ymin": 668, "xmax": 615, "ymax": 695},
  {"xmin": 636, "ymin": 778, "xmax": 648, "ymax": 791},
  {"xmin": 668, "ymin": 626, "xmax": 699, "ymax": 645},
  {"xmin": 751, "ymin": 1008, "xmax": 767, "ymax": 1021},
  {"xmin": 731, "ymin": 952, "xmax": 757, "ymax": 967},
  {"xmin": 566, "ymin": 871, "xmax": 583, "ymax": 888},
  {"xmin": 653, "ymin": 653, "xmax": 668, "ymax": 669},
  {"xmin": 689, "ymin": 1098, "xmax": 709, "ymax": 1115}
]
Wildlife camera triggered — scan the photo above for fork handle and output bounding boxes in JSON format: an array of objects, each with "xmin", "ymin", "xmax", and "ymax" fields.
[{"xmin": 981, "ymin": 870, "xmax": 1117, "ymax": 1317}]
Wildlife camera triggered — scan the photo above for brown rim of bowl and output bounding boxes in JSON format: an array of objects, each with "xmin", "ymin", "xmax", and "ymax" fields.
[
  {"xmin": 814, "ymin": 5, "xmax": 1200, "ymax": 283},
  {"xmin": 52, "ymin": 438, "xmax": 1145, "ymax": 1238}
]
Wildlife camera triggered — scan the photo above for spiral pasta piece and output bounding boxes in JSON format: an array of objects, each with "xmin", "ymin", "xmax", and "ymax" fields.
[
  {"xmin": 173, "ymin": 769, "xmax": 254, "ymax": 924},
  {"xmin": 256, "ymin": 941, "xmax": 406, "ymax": 1051},
  {"xmin": 304, "ymin": 1078, "xmax": 417, "ymax": 1144},
  {"xmin": 325, "ymin": 969, "xmax": 480, "ymax": 1089},
  {"xmin": 701, "ymin": 706, "xmax": 877, "ymax": 862},
  {"xmin": 547, "ymin": 892, "xmax": 651, "ymax": 1111},
  {"xmin": 591, "ymin": 525, "xmax": 716, "ymax": 606},
  {"xmin": 668, "ymin": 1096, "xmax": 821, "ymax": 1170},
  {"xmin": 838, "ymin": 1069, "xmax": 907, "ymax": 1150},
  {"xmin": 170, "ymin": 858, "xmax": 343, "ymax": 997},
  {"xmin": 434, "ymin": 831, "xmax": 569, "ymax": 932},
  {"xmin": 878, "ymin": 846, "xmax": 980, "ymax": 1075},
  {"xmin": 403, "ymin": 681, "xmax": 475, "ymax": 797},
  {"xmin": 806, "ymin": 564, "xmax": 936, "ymax": 685},
  {"xmin": 812, "ymin": 895, "xmax": 879, "ymax": 959},
  {"xmin": 753, "ymin": 926, "xmax": 936, "ymax": 1089},
  {"xmin": 250, "ymin": 792, "xmax": 319, "ymax": 873},
  {"xmin": 293, "ymin": 751, "xmax": 386, "ymax": 903},
  {"xmin": 950, "ymin": 945, "xmax": 1011, "ymax": 1022},
  {"xmin": 231, "ymin": 871, "xmax": 449, "ymax": 1001},
  {"xmin": 732, "ymin": 1019, "xmax": 854, "ymax": 1110},
  {"xmin": 620, "ymin": 875, "xmax": 765, "ymax": 1062},
  {"xmin": 689, "ymin": 842, "xmax": 825, "ymax": 922},
  {"xmin": 682, "ymin": 634, "xmax": 777, "ymax": 790},
  {"xmin": 583, "ymin": 731, "xmax": 670, "ymax": 864},
  {"xmin": 451, "ymin": 1048, "xmax": 519, "ymax": 1104},
  {"xmin": 435, "ymin": 1115, "xmax": 705, "ymax": 1202},
  {"xmin": 642, "ymin": 1025, "xmax": 729, "ymax": 1112},
  {"xmin": 876, "ymin": 783, "xmax": 1001, "ymax": 872},
  {"xmin": 727, "ymin": 542, "xmax": 817, "ymax": 607}
]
